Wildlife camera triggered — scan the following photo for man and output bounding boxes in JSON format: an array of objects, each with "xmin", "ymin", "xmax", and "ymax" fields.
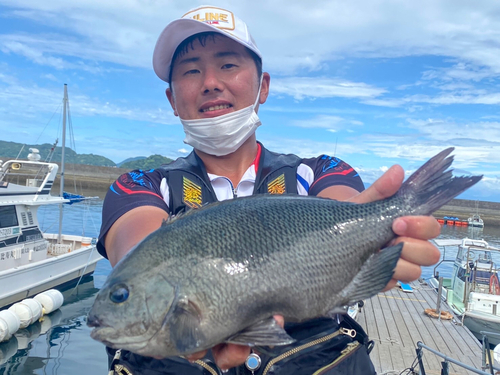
[{"xmin": 98, "ymin": 5, "xmax": 440, "ymax": 374}]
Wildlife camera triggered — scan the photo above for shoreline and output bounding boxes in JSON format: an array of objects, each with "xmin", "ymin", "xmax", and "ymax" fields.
[{"xmin": 7, "ymin": 161, "xmax": 500, "ymax": 226}]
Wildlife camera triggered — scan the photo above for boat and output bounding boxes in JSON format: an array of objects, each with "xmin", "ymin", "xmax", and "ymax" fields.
[
  {"xmin": 428, "ymin": 237, "xmax": 500, "ymax": 345},
  {"xmin": 0, "ymin": 84, "xmax": 102, "ymax": 308},
  {"xmin": 468, "ymin": 214, "xmax": 485, "ymax": 228},
  {"xmin": 468, "ymin": 201, "xmax": 485, "ymax": 228}
]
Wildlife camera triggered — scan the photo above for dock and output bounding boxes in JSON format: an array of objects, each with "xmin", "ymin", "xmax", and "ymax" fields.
[{"xmin": 358, "ymin": 280, "xmax": 485, "ymax": 374}]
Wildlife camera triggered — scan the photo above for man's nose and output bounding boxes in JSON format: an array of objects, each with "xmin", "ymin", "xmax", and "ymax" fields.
[{"xmin": 201, "ymin": 68, "xmax": 224, "ymax": 94}]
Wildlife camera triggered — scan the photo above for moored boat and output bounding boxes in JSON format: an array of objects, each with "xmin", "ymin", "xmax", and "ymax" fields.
[
  {"xmin": 0, "ymin": 84, "xmax": 102, "ymax": 308},
  {"xmin": 468, "ymin": 214, "xmax": 485, "ymax": 228},
  {"xmin": 428, "ymin": 237, "xmax": 500, "ymax": 345}
]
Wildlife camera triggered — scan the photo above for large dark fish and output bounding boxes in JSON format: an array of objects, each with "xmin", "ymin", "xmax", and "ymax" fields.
[{"xmin": 87, "ymin": 148, "xmax": 481, "ymax": 358}]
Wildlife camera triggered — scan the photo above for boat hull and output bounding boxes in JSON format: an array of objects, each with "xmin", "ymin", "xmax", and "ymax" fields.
[
  {"xmin": 0, "ymin": 243, "xmax": 102, "ymax": 308},
  {"xmin": 463, "ymin": 312, "xmax": 500, "ymax": 346}
]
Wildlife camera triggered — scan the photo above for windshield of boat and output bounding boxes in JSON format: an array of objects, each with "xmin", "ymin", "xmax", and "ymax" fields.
[{"xmin": 466, "ymin": 248, "xmax": 493, "ymax": 264}]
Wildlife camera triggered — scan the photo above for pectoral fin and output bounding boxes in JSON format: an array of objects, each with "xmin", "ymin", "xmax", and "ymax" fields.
[
  {"xmin": 225, "ymin": 317, "xmax": 295, "ymax": 347},
  {"xmin": 169, "ymin": 298, "xmax": 205, "ymax": 353},
  {"xmin": 334, "ymin": 243, "xmax": 403, "ymax": 309}
]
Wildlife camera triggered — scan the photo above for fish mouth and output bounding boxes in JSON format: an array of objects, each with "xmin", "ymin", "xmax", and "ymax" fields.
[{"xmin": 90, "ymin": 326, "xmax": 152, "ymax": 351}]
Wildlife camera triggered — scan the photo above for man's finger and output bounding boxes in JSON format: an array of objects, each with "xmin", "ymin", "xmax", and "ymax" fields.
[
  {"xmin": 213, "ymin": 344, "xmax": 251, "ymax": 371},
  {"xmin": 348, "ymin": 165, "xmax": 404, "ymax": 204},
  {"xmin": 393, "ymin": 237, "xmax": 441, "ymax": 267},
  {"xmin": 184, "ymin": 350, "xmax": 207, "ymax": 362},
  {"xmin": 392, "ymin": 216, "xmax": 441, "ymax": 239}
]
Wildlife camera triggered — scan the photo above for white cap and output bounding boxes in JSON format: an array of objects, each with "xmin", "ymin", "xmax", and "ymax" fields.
[{"xmin": 153, "ymin": 6, "xmax": 262, "ymax": 82}]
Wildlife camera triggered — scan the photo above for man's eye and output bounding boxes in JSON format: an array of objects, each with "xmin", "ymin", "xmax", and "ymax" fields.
[
  {"xmin": 221, "ymin": 64, "xmax": 236, "ymax": 69},
  {"xmin": 184, "ymin": 69, "xmax": 200, "ymax": 75}
]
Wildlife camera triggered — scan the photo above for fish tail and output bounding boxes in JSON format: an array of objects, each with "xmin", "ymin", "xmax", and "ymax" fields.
[{"xmin": 399, "ymin": 147, "xmax": 482, "ymax": 215}]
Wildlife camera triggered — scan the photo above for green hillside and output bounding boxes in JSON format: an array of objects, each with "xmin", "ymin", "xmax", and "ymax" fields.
[
  {"xmin": 0, "ymin": 140, "xmax": 116, "ymax": 167},
  {"xmin": 120, "ymin": 154, "xmax": 174, "ymax": 169}
]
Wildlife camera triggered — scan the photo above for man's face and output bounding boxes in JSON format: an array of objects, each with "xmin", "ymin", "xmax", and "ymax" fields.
[{"xmin": 167, "ymin": 34, "xmax": 268, "ymax": 120}]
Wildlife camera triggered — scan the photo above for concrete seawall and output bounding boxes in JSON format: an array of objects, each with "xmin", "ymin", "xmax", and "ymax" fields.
[
  {"xmin": 5, "ymin": 161, "xmax": 500, "ymax": 225},
  {"xmin": 434, "ymin": 199, "xmax": 500, "ymax": 227},
  {"xmin": 63, "ymin": 168, "xmax": 500, "ymax": 227}
]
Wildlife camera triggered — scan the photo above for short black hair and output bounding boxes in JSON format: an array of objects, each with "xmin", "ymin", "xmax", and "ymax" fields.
[{"xmin": 168, "ymin": 32, "xmax": 262, "ymax": 89}]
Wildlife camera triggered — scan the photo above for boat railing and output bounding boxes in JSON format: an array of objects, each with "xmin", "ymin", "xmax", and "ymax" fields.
[
  {"xmin": 415, "ymin": 341, "xmax": 499, "ymax": 374},
  {"xmin": 0, "ymin": 160, "xmax": 59, "ymax": 197},
  {"xmin": 433, "ymin": 259, "xmax": 455, "ymax": 279},
  {"xmin": 481, "ymin": 331, "xmax": 500, "ymax": 374},
  {"xmin": 48, "ymin": 243, "xmax": 72, "ymax": 255}
]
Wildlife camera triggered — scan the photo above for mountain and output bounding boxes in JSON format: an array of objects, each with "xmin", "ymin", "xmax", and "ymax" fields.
[
  {"xmin": 120, "ymin": 154, "xmax": 174, "ymax": 170},
  {"xmin": 0, "ymin": 140, "xmax": 116, "ymax": 167},
  {"xmin": 117, "ymin": 156, "xmax": 147, "ymax": 167}
]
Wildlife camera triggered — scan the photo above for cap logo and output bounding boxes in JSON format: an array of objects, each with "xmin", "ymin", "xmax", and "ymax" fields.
[{"xmin": 183, "ymin": 7, "xmax": 235, "ymax": 30}]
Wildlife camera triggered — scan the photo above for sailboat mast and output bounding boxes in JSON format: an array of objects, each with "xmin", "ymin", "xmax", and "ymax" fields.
[{"xmin": 57, "ymin": 84, "xmax": 68, "ymax": 243}]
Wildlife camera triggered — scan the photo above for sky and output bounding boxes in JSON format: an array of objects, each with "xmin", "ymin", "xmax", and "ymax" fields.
[{"xmin": 0, "ymin": 0, "xmax": 499, "ymax": 202}]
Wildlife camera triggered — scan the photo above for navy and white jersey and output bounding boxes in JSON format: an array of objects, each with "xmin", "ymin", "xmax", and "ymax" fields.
[{"xmin": 98, "ymin": 147, "xmax": 364, "ymax": 258}]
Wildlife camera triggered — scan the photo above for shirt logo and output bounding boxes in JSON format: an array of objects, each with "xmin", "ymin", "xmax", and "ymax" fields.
[
  {"xmin": 267, "ymin": 174, "xmax": 286, "ymax": 195},
  {"xmin": 183, "ymin": 6, "xmax": 235, "ymax": 30},
  {"xmin": 183, "ymin": 177, "xmax": 202, "ymax": 209}
]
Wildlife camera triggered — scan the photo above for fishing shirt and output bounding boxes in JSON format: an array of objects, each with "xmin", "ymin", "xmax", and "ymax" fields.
[{"xmin": 97, "ymin": 143, "xmax": 364, "ymax": 258}]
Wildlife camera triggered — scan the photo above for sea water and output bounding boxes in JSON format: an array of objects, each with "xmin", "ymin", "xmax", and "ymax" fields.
[{"xmin": 1, "ymin": 201, "xmax": 500, "ymax": 374}]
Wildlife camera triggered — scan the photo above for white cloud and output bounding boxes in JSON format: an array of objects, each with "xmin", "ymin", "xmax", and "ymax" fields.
[
  {"xmin": 405, "ymin": 118, "xmax": 500, "ymax": 144},
  {"xmin": 291, "ymin": 115, "xmax": 363, "ymax": 131},
  {"xmin": 2, "ymin": 0, "xmax": 499, "ymax": 78},
  {"xmin": 271, "ymin": 77, "xmax": 386, "ymax": 100},
  {"xmin": 0, "ymin": 82, "xmax": 178, "ymax": 126},
  {"xmin": 407, "ymin": 92, "xmax": 500, "ymax": 105}
]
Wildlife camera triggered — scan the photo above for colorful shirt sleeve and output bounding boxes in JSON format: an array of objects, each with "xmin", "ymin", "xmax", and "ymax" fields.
[
  {"xmin": 97, "ymin": 169, "xmax": 168, "ymax": 258},
  {"xmin": 302, "ymin": 155, "xmax": 365, "ymax": 196}
]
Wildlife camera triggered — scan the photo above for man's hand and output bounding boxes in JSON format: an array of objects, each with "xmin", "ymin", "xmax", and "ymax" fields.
[
  {"xmin": 184, "ymin": 316, "xmax": 285, "ymax": 371},
  {"xmin": 347, "ymin": 164, "xmax": 441, "ymax": 291}
]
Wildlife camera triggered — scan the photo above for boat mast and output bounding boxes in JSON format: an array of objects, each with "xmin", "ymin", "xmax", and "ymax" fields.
[{"xmin": 57, "ymin": 84, "xmax": 68, "ymax": 243}]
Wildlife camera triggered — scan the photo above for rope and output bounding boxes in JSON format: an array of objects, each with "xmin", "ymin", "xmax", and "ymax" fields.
[
  {"xmin": 373, "ymin": 337, "xmax": 401, "ymax": 345},
  {"xmin": 424, "ymin": 308, "xmax": 453, "ymax": 320}
]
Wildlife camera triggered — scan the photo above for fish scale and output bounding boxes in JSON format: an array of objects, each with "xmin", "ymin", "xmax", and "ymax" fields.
[{"xmin": 88, "ymin": 148, "xmax": 482, "ymax": 358}]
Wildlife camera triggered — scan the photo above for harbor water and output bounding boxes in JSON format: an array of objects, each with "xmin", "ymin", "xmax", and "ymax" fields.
[{"xmin": 1, "ymin": 201, "xmax": 500, "ymax": 374}]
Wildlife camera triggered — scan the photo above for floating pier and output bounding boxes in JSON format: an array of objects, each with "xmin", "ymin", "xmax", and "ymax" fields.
[{"xmin": 358, "ymin": 280, "xmax": 485, "ymax": 374}]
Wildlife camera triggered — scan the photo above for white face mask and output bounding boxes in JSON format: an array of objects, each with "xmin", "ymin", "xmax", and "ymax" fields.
[{"xmin": 179, "ymin": 77, "xmax": 263, "ymax": 156}]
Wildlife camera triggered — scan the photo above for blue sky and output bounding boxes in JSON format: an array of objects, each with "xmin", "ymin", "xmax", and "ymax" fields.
[{"xmin": 0, "ymin": 1, "xmax": 499, "ymax": 202}]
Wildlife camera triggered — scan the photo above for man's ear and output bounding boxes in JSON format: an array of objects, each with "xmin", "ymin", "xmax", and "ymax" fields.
[
  {"xmin": 259, "ymin": 72, "xmax": 271, "ymax": 105},
  {"xmin": 166, "ymin": 88, "xmax": 178, "ymax": 117}
]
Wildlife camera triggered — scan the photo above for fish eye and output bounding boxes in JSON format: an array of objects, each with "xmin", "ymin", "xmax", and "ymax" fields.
[{"xmin": 109, "ymin": 284, "xmax": 130, "ymax": 304}]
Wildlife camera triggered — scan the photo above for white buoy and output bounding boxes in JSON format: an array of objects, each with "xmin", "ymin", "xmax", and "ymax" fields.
[
  {"xmin": 0, "ymin": 310, "xmax": 21, "ymax": 342},
  {"xmin": 8, "ymin": 299, "xmax": 43, "ymax": 329},
  {"xmin": 81, "ymin": 237, "xmax": 92, "ymax": 247},
  {"xmin": 34, "ymin": 289, "xmax": 64, "ymax": 315}
]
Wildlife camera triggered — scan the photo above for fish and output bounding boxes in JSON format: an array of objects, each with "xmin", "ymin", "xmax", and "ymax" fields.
[{"xmin": 87, "ymin": 147, "xmax": 482, "ymax": 358}]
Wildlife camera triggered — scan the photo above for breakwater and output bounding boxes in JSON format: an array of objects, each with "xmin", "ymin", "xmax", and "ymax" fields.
[
  {"xmin": 434, "ymin": 199, "xmax": 500, "ymax": 227},
  {"xmin": 63, "ymin": 166, "xmax": 500, "ymax": 226},
  {"xmin": 5, "ymin": 160, "xmax": 499, "ymax": 225},
  {"xmin": 51, "ymin": 163, "xmax": 130, "ymax": 199}
]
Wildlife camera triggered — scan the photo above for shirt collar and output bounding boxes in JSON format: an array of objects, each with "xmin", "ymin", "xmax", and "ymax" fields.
[{"xmin": 207, "ymin": 143, "xmax": 261, "ymax": 182}]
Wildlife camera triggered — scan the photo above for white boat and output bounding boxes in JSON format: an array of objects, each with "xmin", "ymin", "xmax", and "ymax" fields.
[
  {"xmin": 0, "ymin": 84, "xmax": 102, "ymax": 309},
  {"xmin": 468, "ymin": 201, "xmax": 485, "ymax": 228},
  {"xmin": 468, "ymin": 214, "xmax": 485, "ymax": 228},
  {"xmin": 428, "ymin": 237, "xmax": 500, "ymax": 345}
]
